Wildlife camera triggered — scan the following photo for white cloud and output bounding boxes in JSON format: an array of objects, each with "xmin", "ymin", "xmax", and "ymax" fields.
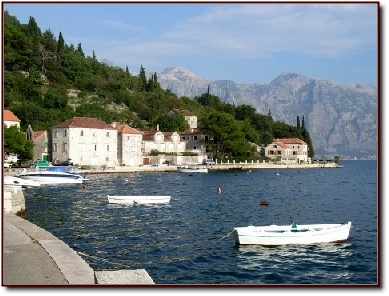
[{"xmin": 97, "ymin": 3, "xmax": 377, "ymax": 72}]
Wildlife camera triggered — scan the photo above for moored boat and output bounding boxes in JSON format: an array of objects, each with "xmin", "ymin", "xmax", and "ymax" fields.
[
  {"xmin": 177, "ymin": 166, "xmax": 208, "ymax": 173},
  {"xmin": 15, "ymin": 166, "xmax": 88, "ymax": 185},
  {"xmin": 232, "ymin": 221, "xmax": 352, "ymax": 246},
  {"xmin": 107, "ymin": 195, "xmax": 171, "ymax": 205},
  {"xmin": 4, "ymin": 176, "xmax": 41, "ymax": 188}
]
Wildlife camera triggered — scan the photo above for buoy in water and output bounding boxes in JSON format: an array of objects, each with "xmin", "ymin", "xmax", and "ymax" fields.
[
  {"xmin": 81, "ymin": 183, "xmax": 87, "ymax": 189},
  {"xmin": 217, "ymin": 187, "xmax": 222, "ymax": 193},
  {"xmin": 260, "ymin": 200, "xmax": 269, "ymax": 206}
]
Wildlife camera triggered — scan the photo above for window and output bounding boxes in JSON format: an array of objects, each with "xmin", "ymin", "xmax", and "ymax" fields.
[
  {"xmin": 62, "ymin": 143, "xmax": 68, "ymax": 152},
  {"xmin": 53, "ymin": 143, "xmax": 57, "ymax": 152},
  {"xmin": 64, "ymin": 130, "xmax": 67, "ymax": 137},
  {"xmin": 94, "ymin": 144, "xmax": 97, "ymax": 151},
  {"xmin": 54, "ymin": 131, "xmax": 57, "ymax": 138},
  {"xmin": 194, "ymin": 136, "xmax": 198, "ymax": 140},
  {"xmin": 106, "ymin": 132, "xmax": 110, "ymax": 137},
  {"xmin": 80, "ymin": 130, "xmax": 84, "ymax": 136},
  {"xmin": 107, "ymin": 144, "xmax": 110, "ymax": 151}
]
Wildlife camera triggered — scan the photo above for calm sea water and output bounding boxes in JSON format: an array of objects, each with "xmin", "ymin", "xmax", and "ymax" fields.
[{"xmin": 22, "ymin": 160, "xmax": 378, "ymax": 285}]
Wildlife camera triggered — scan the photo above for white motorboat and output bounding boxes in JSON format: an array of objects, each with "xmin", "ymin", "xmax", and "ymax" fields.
[
  {"xmin": 15, "ymin": 166, "xmax": 88, "ymax": 185},
  {"xmin": 4, "ymin": 176, "xmax": 41, "ymax": 188},
  {"xmin": 232, "ymin": 221, "xmax": 352, "ymax": 246},
  {"xmin": 107, "ymin": 195, "xmax": 171, "ymax": 205},
  {"xmin": 177, "ymin": 166, "xmax": 208, "ymax": 173}
]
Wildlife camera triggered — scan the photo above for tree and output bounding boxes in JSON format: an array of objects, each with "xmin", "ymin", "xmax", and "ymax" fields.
[
  {"xmin": 139, "ymin": 65, "xmax": 147, "ymax": 91},
  {"xmin": 203, "ymin": 111, "xmax": 255, "ymax": 160},
  {"xmin": 156, "ymin": 113, "xmax": 189, "ymax": 132},
  {"xmin": 297, "ymin": 115, "xmax": 301, "ymax": 129},
  {"xmin": 77, "ymin": 43, "xmax": 84, "ymax": 57},
  {"xmin": 57, "ymin": 32, "xmax": 65, "ymax": 55},
  {"xmin": 4, "ymin": 125, "xmax": 33, "ymax": 159}
]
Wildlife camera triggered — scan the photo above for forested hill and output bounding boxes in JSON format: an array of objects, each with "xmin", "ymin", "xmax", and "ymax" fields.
[{"xmin": 3, "ymin": 11, "xmax": 314, "ymax": 160}]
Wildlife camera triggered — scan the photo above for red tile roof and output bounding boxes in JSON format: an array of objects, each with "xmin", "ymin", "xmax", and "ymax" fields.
[
  {"xmin": 53, "ymin": 117, "xmax": 115, "ymax": 130},
  {"xmin": 3, "ymin": 110, "xmax": 20, "ymax": 122},
  {"xmin": 33, "ymin": 131, "xmax": 46, "ymax": 141},
  {"xmin": 116, "ymin": 124, "xmax": 142, "ymax": 134},
  {"xmin": 273, "ymin": 138, "xmax": 307, "ymax": 149}
]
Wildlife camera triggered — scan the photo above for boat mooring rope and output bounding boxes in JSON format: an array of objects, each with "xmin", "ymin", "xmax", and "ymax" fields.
[
  {"xmin": 219, "ymin": 230, "xmax": 233, "ymax": 240},
  {"xmin": 77, "ymin": 251, "xmax": 131, "ymax": 268},
  {"xmin": 352, "ymin": 226, "xmax": 377, "ymax": 234}
]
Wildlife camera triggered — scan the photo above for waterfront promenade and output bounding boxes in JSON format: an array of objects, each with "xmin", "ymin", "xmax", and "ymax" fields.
[{"xmin": 2, "ymin": 187, "xmax": 155, "ymax": 286}]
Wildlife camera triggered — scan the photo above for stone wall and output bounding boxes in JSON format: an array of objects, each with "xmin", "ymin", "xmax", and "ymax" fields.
[{"xmin": 4, "ymin": 186, "xmax": 26, "ymax": 215}]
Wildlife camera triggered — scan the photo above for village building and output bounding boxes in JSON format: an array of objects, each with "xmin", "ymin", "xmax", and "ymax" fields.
[
  {"xmin": 264, "ymin": 138, "xmax": 309, "ymax": 163},
  {"xmin": 3, "ymin": 110, "xmax": 20, "ymax": 129},
  {"xmin": 139, "ymin": 126, "xmax": 187, "ymax": 155},
  {"xmin": 25, "ymin": 125, "xmax": 49, "ymax": 162},
  {"xmin": 116, "ymin": 124, "xmax": 143, "ymax": 167},
  {"xmin": 51, "ymin": 117, "xmax": 117, "ymax": 167}
]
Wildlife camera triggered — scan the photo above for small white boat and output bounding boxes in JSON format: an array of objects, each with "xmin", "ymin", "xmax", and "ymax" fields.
[
  {"xmin": 177, "ymin": 166, "xmax": 208, "ymax": 173},
  {"xmin": 4, "ymin": 176, "xmax": 41, "ymax": 188},
  {"xmin": 232, "ymin": 221, "xmax": 352, "ymax": 246},
  {"xmin": 15, "ymin": 166, "xmax": 88, "ymax": 185},
  {"xmin": 107, "ymin": 195, "xmax": 171, "ymax": 205}
]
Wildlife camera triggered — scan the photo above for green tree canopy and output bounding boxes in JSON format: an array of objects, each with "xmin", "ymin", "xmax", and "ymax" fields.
[{"xmin": 4, "ymin": 125, "xmax": 33, "ymax": 159}]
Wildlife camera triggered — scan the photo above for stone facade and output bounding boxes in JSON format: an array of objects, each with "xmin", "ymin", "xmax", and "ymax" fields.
[
  {"xmin": 264, "ymin": 138, "xmax": 309, "ymax": 163},
  {"xmin": 116, "ymin": 124, "xmax": 143, "ymax": 166},
  {"xmin": 52, "ymin": 117, "xmax": 117, "ymax": 167},
  {"xmin": 25, "ymin": 125, "xmax": 49, "ymax": 161},
  {"xmin": 140, "ymin": 128, "xmax": 186, "ymax": 155}
]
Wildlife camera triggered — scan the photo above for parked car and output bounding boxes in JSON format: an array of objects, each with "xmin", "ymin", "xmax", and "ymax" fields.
[
  {"xmin": 202, "ymin": 159, "xmax": 216, "ymax": 165},
  {"xmin": 12, "ymin": 160, "xmax": 33, "ymax": 168},
  {"xmin": 54, "ymin": 160, "xmax": 74, "ymax": 166},
  {"xmin": 33, "ymin": 160, "xmax": 50, "ymax": 167},
  {"xmin": 4, "ymin": 162, "xmax": 11, "ymax": 168}
]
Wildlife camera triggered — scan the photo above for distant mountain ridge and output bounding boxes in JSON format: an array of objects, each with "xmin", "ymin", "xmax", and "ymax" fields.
[{"xmin": 157, "ymin": 67, "xmax": 377, "ymax": 159}]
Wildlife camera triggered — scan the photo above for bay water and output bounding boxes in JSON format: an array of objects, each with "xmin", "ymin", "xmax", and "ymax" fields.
[{"xmin": 22, "ymin": 160, "xmax": 378, "ymax": 285}]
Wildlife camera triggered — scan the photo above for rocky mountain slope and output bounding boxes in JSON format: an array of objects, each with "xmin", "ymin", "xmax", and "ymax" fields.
[{"xmin": 158, "ymin": 67, "xmax": 377, "ymax": 159}]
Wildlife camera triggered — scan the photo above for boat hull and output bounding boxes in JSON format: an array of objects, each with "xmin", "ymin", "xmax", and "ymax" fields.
[
  {"xmin": 177, "ymin": 167, "xmax": 208, "ymax": 173},
  {"xmin": 16, "ymin": 166, "xmax": 88, "ymax": 185},
  {"xmin": 107, "ymin": 195, "xmax": 171, "ymax": 205},
  {"xmin": 232, "ymin": 222, "xmax": 352, "ymax": 246},
  {"xmin": 4, "ymin": 176, "xmax": 41, "ymax": 187}
]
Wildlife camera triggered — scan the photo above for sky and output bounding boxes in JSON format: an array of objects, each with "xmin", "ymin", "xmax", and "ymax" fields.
[{"xmin": 2, "ymin": 1, "xmax": 379, "ymax": 85}]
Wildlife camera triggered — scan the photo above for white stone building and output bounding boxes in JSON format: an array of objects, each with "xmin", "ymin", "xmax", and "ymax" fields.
[
  {"xmin": 264, "ymin": 138, "xmax": 309, "ymax": 163},
  {"xmin": 116, "ymin": 124, "xmax": 143, "ymax": 166},
  {"xmin": 52, "ymin": 117, "xmax": 117, "ymax": 167},
  {"xmin": 139, "ymin": 127, "xmax": 187, "ymax": 155}
]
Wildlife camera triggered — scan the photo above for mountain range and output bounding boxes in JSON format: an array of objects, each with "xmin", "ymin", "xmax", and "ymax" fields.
[{"xmin": 157, "ymin": 67, "xmax": 378, "ymax": 159}]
